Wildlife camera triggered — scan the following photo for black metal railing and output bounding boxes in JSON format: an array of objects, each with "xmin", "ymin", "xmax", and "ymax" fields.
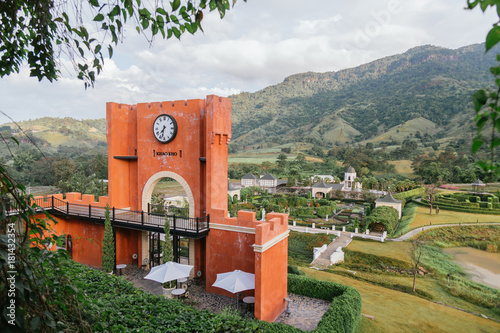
[{"xmin": 6, "ymin": 196, "xmax": 209, "ymax": 238}]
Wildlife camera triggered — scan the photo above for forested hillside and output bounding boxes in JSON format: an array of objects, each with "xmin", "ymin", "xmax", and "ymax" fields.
[
  {"xmin": 230, "ymin": 43, "xmax": 497, "ymax": 149},
  {"xmin": 2, "ymin": 44, "xmax": 495, "ymax": 152}
]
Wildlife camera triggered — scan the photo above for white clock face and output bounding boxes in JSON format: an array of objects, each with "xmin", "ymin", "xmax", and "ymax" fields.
[{"xmin": 153, "ymin": 114, "xmax": 177, "ymax": 143}]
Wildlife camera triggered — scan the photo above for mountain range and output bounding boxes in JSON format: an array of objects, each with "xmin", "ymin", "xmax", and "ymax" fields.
[
  {"xmin": 1, "ymin": 43, "xmax": 497, "ymax": 153},
  {"xmin": 230, "ymin": 43, "xmax": 496, "ymax": 149}
]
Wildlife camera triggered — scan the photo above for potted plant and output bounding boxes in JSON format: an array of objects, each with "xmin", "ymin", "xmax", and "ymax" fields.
[{"xmin": 101, "ymin": 205, "xmax": 115, "ymax": 274}]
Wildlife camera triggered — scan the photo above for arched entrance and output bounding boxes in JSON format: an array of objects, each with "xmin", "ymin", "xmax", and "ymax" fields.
[
  {"xmin": 142, "ymin": 171, "xmax": 196, "ymax": 268},
  {"xmin": 142, "ymin": 171, "xmax": 195, "ymax": 218},
  {"xmin": 371, "ymin": 222, "xmax": 386, "ymax": 234}
]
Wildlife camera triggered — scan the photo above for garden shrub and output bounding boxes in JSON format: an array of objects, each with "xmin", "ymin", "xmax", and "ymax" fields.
[
  {"xmin": 394, "ymin": 187, "xmax": 425, "ymax": 200},
  {"xmin": 287, "ymin": 265, "xmax": 305, "ymax": 275},
  {"xmin": 291, "ymin": 206, "xmax": 314, "ymax": 216},
  {"xmin": 414, "ymin": 200, "xmax": 500, "ymax": 215},
  {"xmin": 316, "ymin": 205, "xmax": 334, "ymax": 218},
  {"xmin": 288, "ymin": 274, "xmax": 362, "ymax": 333},
  {"xmin": 480, "ymin": 202, "xmax": 493, "ymax": 209},
  {"xmin": 363, "ymin": 206, "xmax": 399, "ymax": 234},
  {"xmin": 469, "ymin": 196, "xmax": 480, "ymax": 203}
]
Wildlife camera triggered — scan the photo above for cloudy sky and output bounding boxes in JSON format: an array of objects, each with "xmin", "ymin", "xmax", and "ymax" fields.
[{"xmin": 0, "ymin": 0, "xmax": 497, "ymax": 123}]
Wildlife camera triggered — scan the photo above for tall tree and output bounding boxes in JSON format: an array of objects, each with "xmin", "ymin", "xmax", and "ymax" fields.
[
  {"xmin": 101, "ymin": 204, "xmax": 115, "ymax": 273},
  {"xmin": 425, "ymin": 185, "xmax": 437, "ymax": 215},
  {"xmin": 408, "ymin": 239, "xmax": 426, "ymax": 293},
  {"xmin": 277, "ymin": 152, "xmax": 288, "ymax": 171},
  {"xmin": 162, "ymin": 216, "xmax": 174, "ymax": 264}
]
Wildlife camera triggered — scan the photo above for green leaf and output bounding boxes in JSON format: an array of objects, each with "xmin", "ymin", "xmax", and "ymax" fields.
[
  {"xmin": 89, "ymin": 0, "xmax": 100, "ymax": 7},
  {"xmin": 477, "ymin": 160, "xmax": 489, "ymax": 171},
  {"xmin": 472, "ymin": 136, "xmax": 484, "ymax": 153},
  {"xmin": 170, "ymin": 14, "xmax": 179, "ymax": 24},
  {"xmin": 172, "ymin": 26, "xmax": 181, "ymax": 39},
  {"xmin": 472, "ymin": 89, "xmax": 488, "ymax": 112},
  {"xmin": 108, "ymin": 45, "xmax": 113, "ymax": 58},
  {"xmin": 30, "ymin": 316, "xmax": 41, "ymax": 330},
  {"xmin": 156, "ymin": 8, "xmax": 168, "ymax": 15},
  {"xmin": 486, "ymin": 25, "xmax": 500, "ymax": 51},
  {"xmin": 171, "ymin": 0, "xmax": 181, "ymax": 11},
  {"xmin": 94, "ymin": 14, "xmax": 105, "ymax": 22},
  {"xmin": 491, "ymin": 137, "xmax": 500, "ymax": 149},
  {"xmin": 109, "ymin": 5, "xmax": 121, "ymax": 18},
  {"xmin": 475, "ymin": 114, "xmax": 489, "ymax": 130}
]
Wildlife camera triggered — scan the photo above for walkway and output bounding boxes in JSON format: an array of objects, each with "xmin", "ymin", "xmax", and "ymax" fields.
[
  {"xmin": 24, "ymin": 196, "xmax": 210, "ymax": 238},
  {"xmin": 391, "ymin": 222, "xmax": 500, "ymax": 241},
  {"xmin": 290, "ymin": 222, "xmax": 499, "ymax": 269},
  {"xmin": 310, "ymin": 233, "xmax": 352, "ymax": 270}
]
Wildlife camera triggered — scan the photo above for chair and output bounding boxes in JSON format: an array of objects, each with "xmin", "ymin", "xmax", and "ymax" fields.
[{"xmin": 285, "ymin": 297, "xmax": 292, "ymax": 317}]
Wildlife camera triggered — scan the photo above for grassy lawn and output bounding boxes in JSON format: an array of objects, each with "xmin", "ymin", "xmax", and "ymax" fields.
[
  {"xmin": 348, "ymin": 239, "xmax": 411, "ymax": 262},
  {"xmin": 152, "ymin": 179, "xmax": 186, "ymax": 197},
  {"xmin": 301, "ymin": 268, "xmax": 500, "ymax": 333},
  {"xmin": 411, "ymin": 206, "xmax": 500, "ymax": 228},
  {"xmin": 228, "ymin": 154, "xmax": 290, "ymax": 164},
  {"xmin": 388, "ymin": 159, "xmax": 414, "ymax": 177},
  {"xmin": 288, "ymin": 231, "xmax": 336, "ymax": 266}
]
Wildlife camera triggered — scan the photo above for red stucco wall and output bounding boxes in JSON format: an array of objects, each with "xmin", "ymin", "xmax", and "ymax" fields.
[{"xmin": 41, "ymin": 213, "xmax": 140, "ymax": 268}]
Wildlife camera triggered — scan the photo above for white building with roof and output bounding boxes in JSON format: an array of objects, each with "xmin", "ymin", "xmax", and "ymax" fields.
[
  {"xmin": 375, "ymin": 191, "xmax": 403, "ymax": 219},
  {"xmin": 260, "ymin": 173, "xmax": 278, "ymax": 188},
  {"xmin": 310, "ymin": 166, "xmax": 361, "ymax": 198},
  {"xmin": 241, "ymin": 173, "xmax": 259, "ymax": 187}
]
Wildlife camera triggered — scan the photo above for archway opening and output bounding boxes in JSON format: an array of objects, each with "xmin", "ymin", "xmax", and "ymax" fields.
[{"xmin": 148, "ymin": 176, "xmax": 191, "ymax": 266}]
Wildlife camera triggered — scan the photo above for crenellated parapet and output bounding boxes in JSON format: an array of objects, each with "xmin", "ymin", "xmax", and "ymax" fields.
[{"xmin": 32, "ymin": 193, "xmax": 110, "ymax": 208}]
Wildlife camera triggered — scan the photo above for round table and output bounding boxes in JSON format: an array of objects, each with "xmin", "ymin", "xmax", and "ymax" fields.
[
  {"xmin": 171, "ymin": 288, "xmax": 186, "ymax": 299},
  {"xmin": 116, "ymin": 264, "xmax": 127, "ymax": 275},
  {"xmin": 177, "ymin": 277, "xmax": 188, "ymax": 288},
  {"xmin": 242, "ymin": 296, "xmax": 255, "ymax": 313},
  {"xmin": 242, "ymin": 296, "xmax": 255, "ymax": 304}
]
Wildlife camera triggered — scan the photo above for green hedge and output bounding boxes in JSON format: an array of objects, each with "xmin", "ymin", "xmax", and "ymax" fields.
[
  {"xmin": 363, "ymin": 206, "xmax": 399, "ymax": 234},
  {"xmin": 433, "ymin": 199, "xmax": 480, "ymax": 209},
  {"xmin": 291, "ymin": 206, "xmax": 315, "ymax": 216},
  {"xmin": 316, "ymin": 205, "xmax": 334, "ymax": 218},
  {"xmin": 394, "ymin": 187, "xmax": 425, "ymax": 201},
  {"xmin": 414, "ymin": 200, "xmax": 500, "ymax": 215},
  {"xmin": 287, "ymin": 274, "xmax": 362, "ymax": 333}
]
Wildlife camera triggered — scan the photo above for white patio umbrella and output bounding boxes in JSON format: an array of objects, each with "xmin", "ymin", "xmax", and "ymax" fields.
[
  {"xmin": 212, "ymin": 269, "xmax": 255, "ymax": 310},
  {"xmin": 144, "ymin": 261, "xmax": 194, "ymax": 284}
]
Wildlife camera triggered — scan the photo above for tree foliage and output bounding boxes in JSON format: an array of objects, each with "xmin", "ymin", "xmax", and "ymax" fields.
[
  {"xmin": 0, "ymin": 0, "xmax": 245, "ymax": 87},
  {"xmin": 0, "ymin": 163, "xmax": 91, "ymax": 330},
  {"xmin": 101, "ymin": 204, "xmax": 115, "ymax": 272},
  {"xmin": 468, "ymin": 1, "xmax": 500, "ymax": 177},
  {"xmin": 162, "ymin": 216, "xmax": 173, "ymax": 263}
]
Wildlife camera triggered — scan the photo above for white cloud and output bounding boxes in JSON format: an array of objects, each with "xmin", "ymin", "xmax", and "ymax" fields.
[{"xmin": 0, "ymin": 0, "xmax": 498, "ymax": 123}]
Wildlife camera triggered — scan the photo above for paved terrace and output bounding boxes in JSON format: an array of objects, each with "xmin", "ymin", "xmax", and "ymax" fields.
[{"xmin": 122, "ymin": 265, "xmax": 330, "ymax": 331}]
